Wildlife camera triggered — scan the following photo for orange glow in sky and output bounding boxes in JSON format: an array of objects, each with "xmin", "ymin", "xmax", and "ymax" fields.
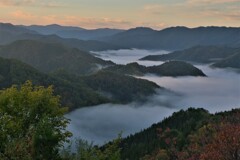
[{"xmin": 0, "ymin": 0, "xmax": 239, "ymax": 29}]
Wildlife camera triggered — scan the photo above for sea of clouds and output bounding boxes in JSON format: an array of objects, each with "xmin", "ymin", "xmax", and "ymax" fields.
[{"xmin": 66, "ymin": 49, "xmax": 240, "ymax": 145}]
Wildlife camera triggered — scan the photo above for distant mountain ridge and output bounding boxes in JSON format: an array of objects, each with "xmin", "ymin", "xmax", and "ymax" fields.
[
  {"xmin": 0, "ymin": 22, "xmax": 37, "ymax": 44},
  {"xmin": 140, "ymin": 45, "xmax": 240, "ymax": 69},
  {"xmin": 21, "ymin": 24, "xmax": 124, "ymax": 40},
  {"xmin": 140, "ymin": 46, "xmax": 237, "ymax": 63},
  {"xmin": 0, "ymin": 23, "xmax": 37, "ymax": 34},
  {"xmin": 100, "ymin": 26, "xmax": 240, "ymax": 50},
  {"xmin": 0, "ymin": 22, "xmax": 126, "ymax": 51},
  {"xmin": 3, "ymin": 22, "xmax": 240, "ymax": 51},
  {"xmin": 21, "ymin": 24, "xmax": 86, "ymax": 35}
]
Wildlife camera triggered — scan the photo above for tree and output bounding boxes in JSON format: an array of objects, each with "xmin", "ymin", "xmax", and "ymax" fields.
[
  {"xmin": 200, "ymin": 123, "xmax": 240, "ymax": 160},
  {"xmin": 0, "ymin": 81, "xmax": 72, "ymax": 160},
  {"xmin": 177, "ymin": 111, "xmax": 240, "ymax": 160},
  {"xmin": 61, "ymin": 134, "xmax": 122, "ymax": 160}
]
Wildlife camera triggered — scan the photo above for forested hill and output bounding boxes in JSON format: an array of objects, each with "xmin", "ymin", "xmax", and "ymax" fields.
[
  {"xmin": 0, "ymin": 57, "xmax": 110, "ymax": 110},
  {"xmin": 140, "ymin": 45, "xmax": 238, "ymax": 63},
  {"xmin": 0, "ymin": 57, "xmax": 161, "ymax": 111},
  {"xmin": 104, "ymin": 61, "xmax": 206, "ymax": 77},
  {"xmin": 212, "ymin": 52, "xmax": 240, "ymax": 69},
  {"xmin": 0, "ymin": 40, "xmax": 114, "ymax": 75},
  {"xmin": 120, "ymin": 108, "xmax": 240, "ymax": 160},
  {"xmin": 140, "ymin": 45, "xmax": 240, "ymax": 70},
  {"xmin": 81, "ymin": 71, "xmax": 160, "ymax": 103}
]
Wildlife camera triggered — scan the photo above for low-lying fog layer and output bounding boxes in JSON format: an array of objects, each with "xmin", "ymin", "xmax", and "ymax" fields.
[
  {"xmin": 66, "ymin": 49, "xmax": 240, "ymax": 145},
  {"xmin": 93, "ymin": 48, "xmax": 169, "ymax": 66},
  {"xmin": 141, "ymin": 65, "xmax": 240, "ymax": 113},
  {"xmin": 66, "ymin": 102, "xmax": 177, "ymax": 145}
]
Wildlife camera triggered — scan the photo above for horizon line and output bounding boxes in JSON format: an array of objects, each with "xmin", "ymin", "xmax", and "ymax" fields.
[{"xmin": 1, "ymin": 21, "xmax": 240, "ymax": 31}]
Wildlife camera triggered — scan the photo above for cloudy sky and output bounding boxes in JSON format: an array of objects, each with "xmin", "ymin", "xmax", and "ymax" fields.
[{"xmin": 0, "ymin": 0, "xmax": 239, "ymax": 29}]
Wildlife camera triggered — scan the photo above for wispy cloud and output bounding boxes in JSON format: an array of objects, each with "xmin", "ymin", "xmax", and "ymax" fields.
[
  {"xmin": 10, "ymin": 10, "xmax": 36, "ymax": 19},
  {"xmin": 225, "ymin": 10, "xmax": 240, "ymax": 20},
  {"xmin": 201, "ymin": 8, "xmax": 240, "ymax": 21},
  {"xmin": 142, "ymin": 0, "xmax": 240, "ymax": 27},
  {"xmin": 1, "ymin": 0, "xmax": 240, "ymax": 29},
  {"xmin": 187, "ymin": 0, "xmax": 240, "ymax": 5},
  {"xmin": 57, "ymin": 16, "xmax": 132, "ymax": 29},
  {"xmin": 0, "ymin": 0, "xmax": 36, "ymax": 6},
  {"xmin": 0, "ymin": 0, "xmax": 64, "ymax": 8},
  {"xmin": 144, "ymin": 4, "xmax": 165, "ymax": 11},
  {"xmin": 6, "ymin": 11, "xmax": 132, "ymax": 29}
]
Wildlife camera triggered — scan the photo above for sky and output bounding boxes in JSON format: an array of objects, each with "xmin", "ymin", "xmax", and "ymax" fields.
[{"xmin": 0, "ymin": 0, "xmax": 239, "ymax": 29}]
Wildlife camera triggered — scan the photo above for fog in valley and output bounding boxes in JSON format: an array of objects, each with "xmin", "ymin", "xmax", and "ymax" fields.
[
  {"xmin": 141, "ymin": 66, "xmax": 240, "ymax": 113},
  {"xmin": 66, "ymin": 49, "xmax": 240, "ymax": 145},
  {"xmin": 93, "ymin": 49, "xmax": 169, "ymax": 66},
  {"xmin": 66, "ymin": 103, "xmax": 177, "ymax": 145}
]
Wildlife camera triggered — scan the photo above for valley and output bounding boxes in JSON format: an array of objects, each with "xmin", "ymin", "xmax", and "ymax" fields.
[{"xmin": 0, "ymin": 21, "xmax": 239, "ymax": 160}]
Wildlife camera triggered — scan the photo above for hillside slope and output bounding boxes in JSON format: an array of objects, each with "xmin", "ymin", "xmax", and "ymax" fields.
[
  {"xmin": 81, "ymin": 71, "xmax": 160, "ymax": 103},
  {"xmin": 104, "ymin": 61, "xmax": 206, "ymax": 77},
  {"xmin": 212, "ymin": 52, "xmax": 240, "ymax": 69},
  {"xmin": 0, "ymin": 57, "xmax": 109, "ymax": 111},
  {"xmin": 140, "ymin": 46, "xmax": 237, "ymax": 64},
  {"xmin": 0, "ymin": 40, "xmax": 114, "ymax": 75},
  {"xmin": 120, "ymin": 108, "xmax": 240, "ymax": 160},
  {"xmin": 0, "ymin": 57, "xmax": 161, "ymax": 110}
]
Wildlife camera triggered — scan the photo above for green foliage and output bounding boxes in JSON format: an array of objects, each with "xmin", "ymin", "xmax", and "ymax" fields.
[
  {"xmin": 61, "ymin": 134, "xmax": 122, "ymax": 160},
  {"xmin": 82, "ymin": 71, "xmax": 160, "ymax": 103},
  {"xmin": 0, "ymin": 81, "xmax": 72, "ymax": 160},
  {"xmin": 0, "ymin": 57, "xmax": 160, "ymax": 111},
  {"xmin": 120, "ymin": 108, "xmax": 210, "ymax": 160},
  {"xmin": 0, "ymin": 57, "xmax": 109, "ymax": 111},
  {"xmin": 121, "ymin": 108, "xmax": 240, "ymax": 160}
]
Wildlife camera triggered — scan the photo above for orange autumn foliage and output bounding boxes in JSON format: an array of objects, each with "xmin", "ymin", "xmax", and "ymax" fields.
[{"xmin": 200, "ymin": 123, "xmax": 240, "ymax": 160}]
